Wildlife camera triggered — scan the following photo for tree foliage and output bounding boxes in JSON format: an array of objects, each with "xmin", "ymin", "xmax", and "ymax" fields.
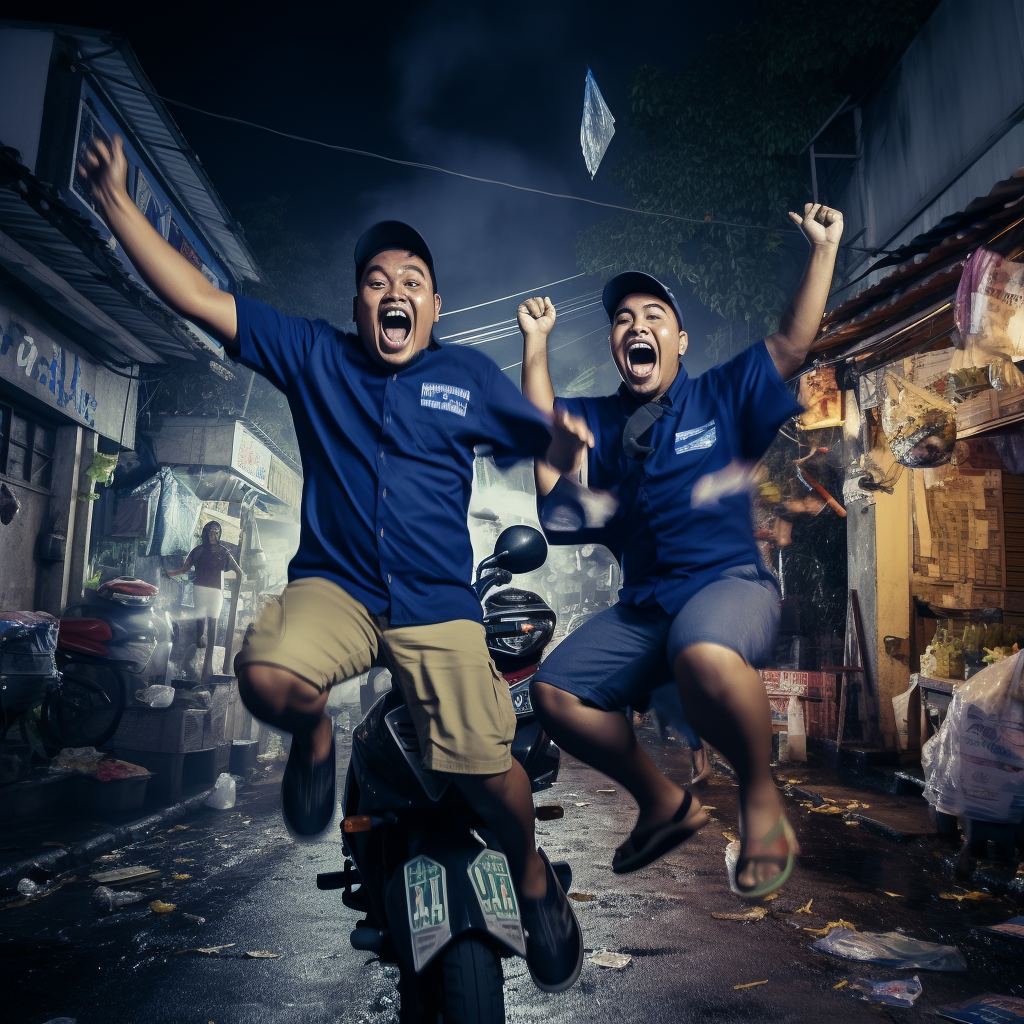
[{"xmin": 577, "ymin": 0, "xmax": 936, "ymax": 351}]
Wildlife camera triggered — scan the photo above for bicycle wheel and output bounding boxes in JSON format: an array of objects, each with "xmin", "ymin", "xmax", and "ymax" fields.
[{"xmin": 45, "ymin": 662, "xmax": 125, "ymax": 748}]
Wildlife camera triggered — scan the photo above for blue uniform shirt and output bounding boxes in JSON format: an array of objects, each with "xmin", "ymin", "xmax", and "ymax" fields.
[
  {"xmin": 546, "ymin": 340, "xmax": 801, "ymax": 617},
  {"xmin": 235, "ymin": 297, "xmax": 552, "ymax": 627}
]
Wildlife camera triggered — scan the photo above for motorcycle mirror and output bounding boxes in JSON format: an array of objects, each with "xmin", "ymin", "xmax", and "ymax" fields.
[{"xmin": 490, "ymin": 525, "xmax": 547, "ymax": 575}]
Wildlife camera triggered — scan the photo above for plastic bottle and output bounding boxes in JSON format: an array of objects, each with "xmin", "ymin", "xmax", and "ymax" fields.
[
  {"xmin": 786, "ymin": 696, "xmax": 807, "ymax": 761},
  {"xmin": 91, "ymin": 885, "xmax": 145, "ymax": 913},
  {"xmin": 17, "ymin": 877, "xmax": 40, "ymax": 896}
]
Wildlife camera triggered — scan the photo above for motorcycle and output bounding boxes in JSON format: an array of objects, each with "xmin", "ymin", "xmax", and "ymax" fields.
[
  {"xmin": 321, "ymin": 525, "xmax": 566, "ymax": 1024},
  {"xmin": 56, "ymin": 577, "xmax": 176, "ymax": 746}
]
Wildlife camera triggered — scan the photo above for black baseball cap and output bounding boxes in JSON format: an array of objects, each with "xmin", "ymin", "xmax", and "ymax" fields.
[
  {"xmin": 602, "ymin": 271, "xmax": 684, "ymax": 329},
  {"xmin": 354, "ymin": 221, "xmax": 437, "ymax": 291}
]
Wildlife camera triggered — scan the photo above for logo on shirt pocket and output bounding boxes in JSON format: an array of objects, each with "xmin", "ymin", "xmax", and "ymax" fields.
[
  {"xmin": 674, "ymin": 419, "xmax": 716, "ymax": 455},
  {"xmin": 421, "ymin": 382, "xmax": 470, "ymax": 417}
]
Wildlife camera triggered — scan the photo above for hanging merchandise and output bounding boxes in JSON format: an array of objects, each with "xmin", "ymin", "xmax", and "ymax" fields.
[
  {"xmin": 953, "ymin": 247, "xmax": 1024, "ymax": 389},
  {"xmin": 152, "ymin": 468, "xmax": 203, "ymax": 556},
  {"xmin": 580, "ymin": 67, "xmax": 615, "ymax": 179},
  {"xmin": 111, "ymin": 472, "xmax": 161, "ymax": 545},
  {"xmin": 85, "ymin": 451, "xmax": 119, "ymax": 487},
  {"xmin": 881, "ymin": 371, "xmax": 956, "ymax": 468}
]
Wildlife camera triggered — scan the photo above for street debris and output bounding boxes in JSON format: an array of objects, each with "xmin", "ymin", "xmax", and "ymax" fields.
[
  {"xmin": 795, "ymin": 899, "xmax": 813, "ymax": 914},
  {"xmin": 844, "ymin": 820, "xmax": 859, "ymax": 826},
  {"xmin": 91, "ymin": 886, "xmax": 145, "ymax": 913},
  {"xmin": 811, "ymin": 928, "xmax": 967, "ymax": 971},
  {"xmin": 803, "ymin": 919, "xmax": 858, "ymax": 937},
  {"xmin": 569, "ymin": 892, "xmax": 597, "ymax": 902},
  {"xmin": 246, "ymin": 950, "xmax": 281, "ymax": 958},
  {"xmin": 733, "ymin": 979, "xmax": 769, "ymax": 990},
  {"xmin": 173, "ymin": 943, "xmax": 236, "ymax": 956},
  {"xmin": 183, "ymin": 913, "xmax": 206, "ymax": 924},
  {"xmin": 940, "ymin": 890, "xmax": 996, "ymax": 902},
  {"xmin": 937, "ymin": 993, "xmax": 1024, "ymax": 1023},
  {"xmin": 763, "ymin": 892, "xmax": 780, "ymax": 902},
  {"xmin": 848, "ymin": 975, "xmax": 922, "ymax": 1007},
  {"xmin": 882, "ymin": 892, "xmax": 903, "ymax": 898},
  {"xmin": 167, "ymin": 824, "xmax": 189, "ymax": 832},
  {"xmin": 712, "ymin": 907, "xmax": 767, "ymax": 921},
  {"xmin": 574, "ymin": 802, "xmax": 589, "ymax": 807},
  {"xmin": 587, "ymin": 951, "xmax": 631, "ymax": 969},
  {"xmin": 206, "ymin": 773, "xmax": 236, "ymax": 810},
  {"xmin": 173, "ymin": 858, "xmax": 195, "ymax": 864},
  {"xmin": 6, "ymin": 875, "xmax": 76, "ymax": 908},
  {"xmin": 149, "ymin": 900, "xmax": 177, "ymax": 914},
  {"xmin": 832, "ymin": 980, "xmax": 848, "ymax": 990},
  {"xmin": 172, "ymin": 874, "xmax": 192, "ymax": 881},
  {"xmin": 91, "ymin": 865, "xmax": 160, "ymax": 886},
  {"xmin": 17, "ymin": 877, "xmax": 39, "ymax": 895},
  {"xmin": 723, "ymin": 830, "xmax": 739, "ymax": 842},
  {"xmin": 596, "ymin": 788, "xmax": 616, "ymax": 794},
  {"xmin": 979, "ymin": 916, "xmax": 1024, "ymax": 939}
]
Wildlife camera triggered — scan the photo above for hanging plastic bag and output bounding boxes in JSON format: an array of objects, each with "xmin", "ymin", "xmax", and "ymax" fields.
[
  {"xmin": 205, "ymin": 772, "xmax": 236, "ymax": 810},
  {"xmin": 153, "ymin": 468, "xmax": 202, "ymax": 556},
  {"xmin": 953, "ymin": 247, "xmax": 1024, "ymax": 389},
  {"xmin": 880, "ymin": 371, "xmax": 956, "ymax": 467},
  {"xmin": 922, "ymin": 650, "xmax": 1024, "ymax": 824},
  {"xmin": 580, "ymin": 67, "xmax": 615, "ymax": 179},
  {"xmin": 811, "ymin": 928, "xmax": 967, "ymax": 971}
]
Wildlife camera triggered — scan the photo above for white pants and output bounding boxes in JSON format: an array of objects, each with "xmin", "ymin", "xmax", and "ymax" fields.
[{"xmin": 193, "ymin": 585, "xmax": 224, "ymax": 620}]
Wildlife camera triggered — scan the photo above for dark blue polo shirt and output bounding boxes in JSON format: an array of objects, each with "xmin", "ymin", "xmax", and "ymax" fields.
[
  {"xmin": 235, "ymin": 297, "xmax": 552, "ymax": 627},
  {"xmin": 546, "ymin": 340, "xmax": 801, "ymax": 617}
]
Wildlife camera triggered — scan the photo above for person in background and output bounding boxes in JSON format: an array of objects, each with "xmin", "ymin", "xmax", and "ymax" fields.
[{"xmin": 166, "ymin": 520, "xmax": 242, "ymax": 648}]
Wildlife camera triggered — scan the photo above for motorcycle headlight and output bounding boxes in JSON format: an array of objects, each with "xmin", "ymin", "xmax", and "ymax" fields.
[{"xmin": 509, "ymin": 679, "xmax": 533, "ymax": 717}]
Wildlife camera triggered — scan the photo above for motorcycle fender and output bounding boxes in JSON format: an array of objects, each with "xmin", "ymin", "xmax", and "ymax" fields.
[{"xmin": 384, "ymin": 846, "xmax": 526, "ymax": 973}]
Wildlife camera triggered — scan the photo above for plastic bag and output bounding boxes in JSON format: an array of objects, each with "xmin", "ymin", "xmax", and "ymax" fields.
[
  {"xmin": 135, "ymin": 684, "xmax": 175, "ymax": 708},
  {"xmin": 55, "ymin": 746, "xmax": 104, "ymax": 773},
  {"xmin": 152, "ymin": 468, "xmax": 202, "ymax": 556},
  {"xmin": 812, "ymin": 928, "xmax": 966, "ymax": 971},
  {"xmin": 91, "ymin": 885, "xmax": 145, "ymax": 912},
  {"xmin": 881, "ymin": 372, "xmax": 956, "ymax": 468},
  {"xmin": 580, "ymin": 67, "xmax": 615, "ymax": 179},
  {"xmin": 205, "ymin": 772, "xmax": 236, "ymax": 810},
  {"xmin": 922, "ymin": 650, "xmax": 1024, "ymax": 824},
  {"xmin": 953, "ymin": 247, "xmax": 1024, "ymax": 388},
  {"xmin": 113, "ymin": 472, "xmax": 161, "ymax": 544},
  {"xmin": 848, "ymin": 975, "xmax": 922, "ymax": 1007}
]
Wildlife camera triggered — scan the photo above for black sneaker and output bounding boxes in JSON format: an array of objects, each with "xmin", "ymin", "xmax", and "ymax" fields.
[
  {"xmin": 281, "ymin": 734, "xmax": 336, "ymax": 840},
  {"xmin": 520, "ymin": 848, "xmax": 584, "ymax": 993}
]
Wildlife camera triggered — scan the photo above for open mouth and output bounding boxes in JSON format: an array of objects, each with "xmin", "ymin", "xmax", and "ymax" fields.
[
  {"xmin": 380, "ymin": 307, "xmax": 413, "ymax": 350},
  {"xmin": 626, "ymin": 341, "xmax": 657, "ymax": 380}
]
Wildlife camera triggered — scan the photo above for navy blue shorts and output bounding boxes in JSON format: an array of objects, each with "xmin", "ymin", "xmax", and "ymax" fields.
[{"xmin": 536, "ymin": 565, "xmax": 780, "ymax": 714}]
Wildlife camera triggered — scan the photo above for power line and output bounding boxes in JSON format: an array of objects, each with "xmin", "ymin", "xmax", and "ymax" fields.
[
  {"xmin": 439, "ymin": 270, "xmax": 607, "ymax": 317},
  {"xmin": 441, "ymin": 290, "xmax": 603, "ymax": 342},
  {"xmin": 499, "ymin": 323, "xmax": 609, "ymax": 372}
]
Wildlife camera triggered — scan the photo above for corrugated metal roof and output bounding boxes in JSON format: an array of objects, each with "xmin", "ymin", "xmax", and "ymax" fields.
[
  {"xmin": 64, "ymin": 28, "xmax": 260, "ymax": 286},
  {"xmin": 806, "ymin": 168, "xmax": 1024, "ymax": 374}
]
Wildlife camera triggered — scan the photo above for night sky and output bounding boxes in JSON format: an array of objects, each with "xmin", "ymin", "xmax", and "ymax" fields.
[{"xmin": 9, "ymin": 1, "xmax": 761, "ymax": 385}]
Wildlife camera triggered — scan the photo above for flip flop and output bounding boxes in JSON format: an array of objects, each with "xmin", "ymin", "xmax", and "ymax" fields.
[
  {"xmin": 728, "ymin": 814, "xmax": 796, "ymax": 899},
  {"xmin": 612, "ymin": 791, "xmax": 707, "ymax": 874}
]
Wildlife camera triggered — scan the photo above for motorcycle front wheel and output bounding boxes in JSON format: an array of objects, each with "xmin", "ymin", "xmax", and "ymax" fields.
[
  {"xmin": 44, "ymin": 662, "xmax": 125, "ymax": 748},
  {"xmin": 399, "ymin": 935, "xmax": 505, "ymax": 1024}
]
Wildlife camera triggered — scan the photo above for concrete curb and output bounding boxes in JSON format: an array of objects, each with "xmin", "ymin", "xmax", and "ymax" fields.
[{"xmin": 0, "ymin": 787, "xmax": 215, "ymax": 889}]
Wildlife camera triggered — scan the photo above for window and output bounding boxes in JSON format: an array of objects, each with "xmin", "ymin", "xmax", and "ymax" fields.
[{"xmin": 0, "ymin": 402, "xmax": 56, "ymax": 490}]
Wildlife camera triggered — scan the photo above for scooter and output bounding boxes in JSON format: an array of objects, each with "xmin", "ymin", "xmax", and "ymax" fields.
[
  {"xmin": 56, "ymin": 577, "xmax": 176, "ymax": 745},
  {"xmin": 321, "ymin": 525, "xmax": 566, "ymax": 1024}
]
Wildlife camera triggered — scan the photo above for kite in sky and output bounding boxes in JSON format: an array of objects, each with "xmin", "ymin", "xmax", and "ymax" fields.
[{"xmin": 580, "ymin": 67, "xmax": 615, "ymax": 179}]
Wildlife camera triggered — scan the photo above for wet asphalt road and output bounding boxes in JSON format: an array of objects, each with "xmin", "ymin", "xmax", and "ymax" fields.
[{"xmin": 4, "ymin": 711, "xmax": 1024, "ymax": 1024}]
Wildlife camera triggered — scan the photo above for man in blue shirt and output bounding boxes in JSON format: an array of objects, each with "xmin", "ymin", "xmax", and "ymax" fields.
[
  {"xmin": 80, "ymin": 136, "xmax": 587, "ymax": 992},
  {"xmin": 520, "ymin": 203, "xmax": 843, "ymax": 899}
]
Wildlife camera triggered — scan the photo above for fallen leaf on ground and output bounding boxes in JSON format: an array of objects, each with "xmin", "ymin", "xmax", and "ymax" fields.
[
  {"xmin": 149, "ymin": 900, "xmax": 176, "ymax": 914},
  {"xmin": 596, "ymin": 788, "xmax": 616, "ymax": 794},
  {"xmin": 803, "ymin": 919, "xmax": 857, "ymax": 937},
  {"xmin": 844, "ymin": 821, "xmax": 859, "ymax": 827},
  {"xmin": 882, "ymin": 892, "xmax": 902, "ymax": 898},
  {"xmin": 167, "ymin": 825, "xmax": 189, "ymax": 832},
  {"xmin": 809, "ymin": 805, "xmax": 846, "ymax": 815},
  {"xmin": 733, "ymin": 979, "xmax": 768, "ymax": 990},
  {"xmin": 940, "ymin": 891, "xmax": 995, "ymax": 902},
  {"xmin": 246, "ymin": 950, "xmax": 281, "ymax": 958},
  {"xmin": 588, "ymin": 952, "xmax": 631, "ymax": 969},
  {"xmin": 172, "ymin": 874, "xmax": 192, "ymax": 881},
  {"xmin": 822, "ymin": 797, "xmax": 837, "ymax": 804},
  {"xmin": 722, "ymin": 830, "xmax": 739, "ymax": 842},
  {"xmin": 795, "ymin": 899, "xmax": 813, "ymax": 914},
  {"xmin": 833, "ymin": 980, "xmax": 848, "ymax": 990},
  {"xmin": 712, "ymin": 907, "xmax": 767, "ymax": 921},
  {"xmin": 574, "ymin": 802, "xmax": 589, "ymax": 807},
  {"xmin": 762, "ymin": 893, "xmax": 781, "ymax": 902},
  {"xmin": 173, "ymin": 858, "xmax": 194, "ymax": 864},
  {"xmin": 786, "ymin": 779, "xmax": 804, "ymax": 784},
  {"xmin": 569, "ymin": 893, "xmax": 597, "ymax": 902},
  {"xmin": 173, "ymin": 943, "xmax": 236, "ymax": 956}
]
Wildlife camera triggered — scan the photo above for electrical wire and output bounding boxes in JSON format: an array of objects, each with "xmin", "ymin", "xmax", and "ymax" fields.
[
  {"xmin": 442, "ymin": 291, "xmax": 604, "ymax": 343},
  {"xmin": 499, "ymin": 322, "xmax": 610, "ymax": 372},
  {"xmin": 439, "ymin": 270, "xmax": 608, "ymax": 317}
]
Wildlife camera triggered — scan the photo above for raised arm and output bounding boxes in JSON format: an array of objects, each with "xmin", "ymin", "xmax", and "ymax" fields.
[
  {"xmin": 519, "ymin": 296, "xmax": 590, "ymax": 495},
  {"xmin": 165, "ymin": 548, "xmax": 199, "ymax": 578},
  {"xmin": 765, "ymin": 204, "xmax": 843, "ymax": 380},
  {"xmin": 78, "ymin": 136, "xmax": 238, "ymax": 348}
]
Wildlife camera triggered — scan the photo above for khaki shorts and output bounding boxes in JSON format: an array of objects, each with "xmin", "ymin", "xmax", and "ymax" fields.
[{"xmin": 234, "ymin": 576, "xmax": 516, "ymax": 775}]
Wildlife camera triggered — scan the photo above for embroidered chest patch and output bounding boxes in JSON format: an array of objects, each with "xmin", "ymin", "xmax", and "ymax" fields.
[
  {"xmin": 674, "ymin": 420, "xmax": 717, "ymax": 454},
  {"xmin": 420, "ymin": 382, "xmax": 470, "ymax": 417}
]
